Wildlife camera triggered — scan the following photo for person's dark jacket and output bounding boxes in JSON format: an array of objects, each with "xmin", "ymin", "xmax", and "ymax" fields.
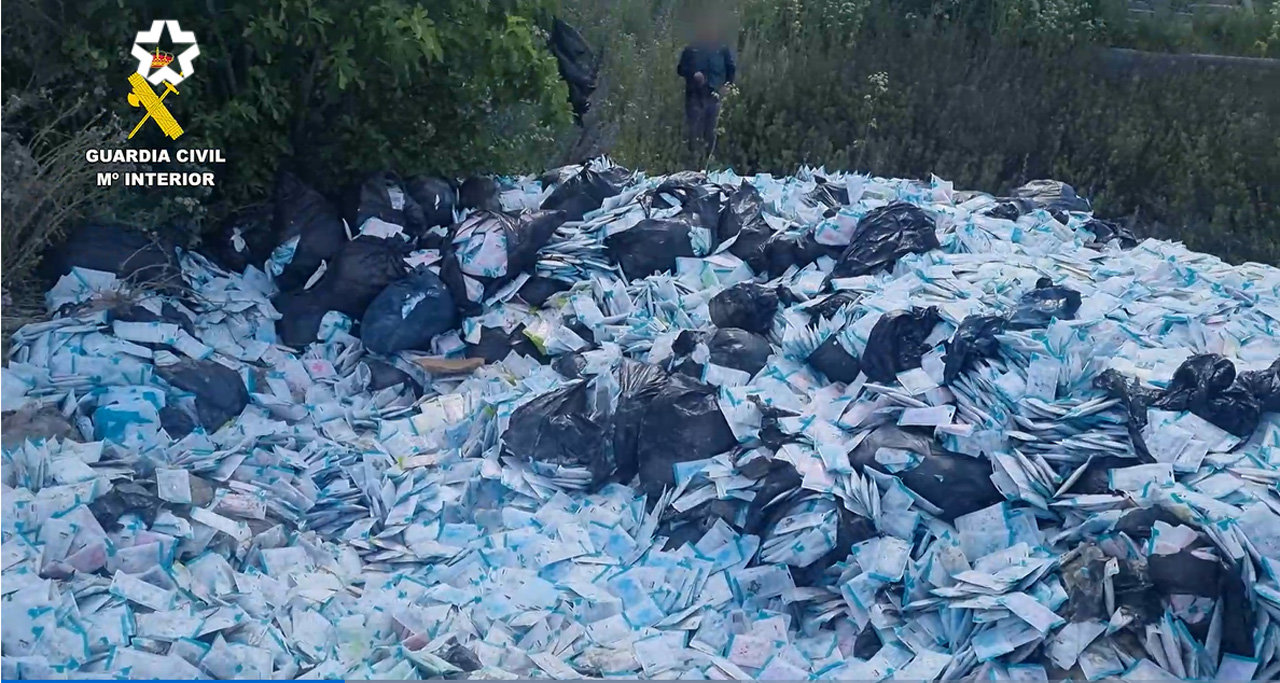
[{"xmin": 677, "ymin": 43, "xmax": 736, "ymax": 95}]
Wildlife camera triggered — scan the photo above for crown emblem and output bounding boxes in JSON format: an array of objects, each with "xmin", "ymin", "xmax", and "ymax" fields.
[{"xmin": 150, "ymin": 47, "xmax": 174, "ymax": 69}]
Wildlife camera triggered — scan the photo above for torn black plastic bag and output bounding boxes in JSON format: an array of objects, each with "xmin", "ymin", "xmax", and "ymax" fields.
[
  {"xmin": 465, "ymin": 325, "xmax": 548, "ymax": 364},
  {"xmin": 1238, "ymin": 358, "xmax": 1280, "ymax": 413},
  {"xmin": 763, "ymin": 231, "xmax": 840, "ymax": 279},
  {"xmin": 673, "ymin": 328, "xmax": 774, "ymax": 377},
  {"xmin": 517, "ymin": 276, "xmax": 573, "ymax": 307},
  {"xmin": 440, "ymin": 210, "xmax": 568, "ymax": 316},
  {"xmin": 42, "ymin": 223, "xmax": 180, "ymax": 286},
  {"xmin": 847, "ymin": 425, "xmax": 1002, "ymax": 521},
  {"xmin": 548, "ymin": 18, "xmax": 598, "ymax": 123},
  {"xmin": 709, "ymin": 282, "xmax": 779, "ymax": 335},
  {"xmin": 541, "ymin": 168, "xmax": 621, "ymax": 222},
  {"xmin": 458, "ymin": 177, "xmax": 502, "ymax": 213},
  {"xmin": 804, "ymin": 292, "xmax": 859, "ymax": 321},
  {"xmin": 611, "ymin": 360, "xmax": 671, "ymax": 483},
  {"xmin": 1006, "ymin": 278, "xmax": 1083, "ymax": 330},
  {"xmin": 749, "ymin": 487, "xmax": 877, "ymax": 586},
  {"xmin": 828, "ymin": 202, "xmax": 939, "ymax": 280},
  {"xmin": 1011, "ymin": 179, "xmax": 1092, "ymax": 213},
  {"xmin": 344, "ymin": 171, "xmax": 427, "ymax": 240},
  {"xmin": 861, "ymin": 307, "xmax": 942, "ymax": 384},
  {"xmin": 272, "ymin": 172, "xmax": 348, "ymax": 293},
  {"xmin": 1093, "ymin": 369, "xmax": 1164, "ymax": 462},
  {"xmin": 360, "ymin": 269, "xmax": 457, "ymax": 354},
  {"xmin": 273, "ymin": 289, "xmax": 332, "ymax": 348},
  {"xmin": 310, "ymin": 236, "xmax": 410, "ymax": 319},
  {"xmin": 943, "ymin": 315, "xmax": 1007, "ymax": 385},
  {"xmin": 717, "ymin": 183, "xmax": 774, "ymax": 270},
  {"xmin": 272, "ymin": 172, "xmax": 348, "ymax": 289},
  {"xmin": 806, "ymin": 335, "xmax": 861, "ymax": 384},
  {"xmin": 157, "ymin": 359, "xmax": 249, "ymax": 432},
  {"xmin": 210, "ymin": 203, "xmax": 275, "ymax": 273},
  {"xmin": 805, "ymin": 176, "xmax": 849, "ymax": 208},
  {"xmin": 365, "ymin": 358, "xmax": 424, "ymax": 396},
  {"xmin": 503, "ymin": 380, "xmax": 615, "ymax": 490},
  {"xmin": 636, "ymin": 374, "xmax": 738, "ymax": 498},
  {"xmin": 1153, "ymin": 354, "xmax": 1261, "ymax": 438},
  {"xmin": 605, "ymin": 218, "xmax": 697, "ymax": 280},
  {"xmin": 1082, "ymin": 218, "xmax": 1139, "ymax": 249},
  {"xmin": 405, "ymin": 176, "xmax": 458, "ymax": 231}
]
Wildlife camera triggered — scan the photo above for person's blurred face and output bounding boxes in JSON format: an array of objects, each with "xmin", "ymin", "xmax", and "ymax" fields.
[{"xmin": 695, "ymin": 13, "xmax": 720, "ymax": 42}]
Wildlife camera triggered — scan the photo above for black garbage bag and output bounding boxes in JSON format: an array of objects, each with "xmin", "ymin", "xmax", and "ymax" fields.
[
  {"xmin": 458, "ymin": 177, "xmax": 502, "ymax": 213},
  {"xmin": 680, "ymin": 192, "xmax": 724, "ymax": 236},
  {"xmin": 272, "ymin": 172, "xmax": 348, "ymax": 293},
  {"xmin": 636, "ymin": 374, "xmax": 738, "ymax": 497},
  {"xmin": 360, "ymin": 269, "xmax": 457, "ymax": 354},
  {"xmin": 806, "ymin": 336, "xmax": 861, "ymax": 384},
  {"xmin": 548, "ymin": 17, "xmax": 598, "ymax": 123},
  {"xmin": 1093, "ymin": 369, "xmax": 1163, "ymax": 462},
  {"xmin": 159, "ymin": 404, "xmax": 198, "ymax": 439},
  {"xmin": 1238, "ymin": 358, "xmax": 1280, "ymax": 413},
  {"xmin": 674, "ymin": 328, "xmax": 774, "ymax": 377},
  {"xmin": 504, "ymin": 380, "xmax": 615, "ymax": 489},
  {"xmin": 709, "ymin": 283, "xmax": 779, "ymax": 335},
  {"xmin": 1011, "ymin": 179, "xmax": 1091, "ymax": 213},
  {"xmin": 862, "ymin": 307, "xmax": 942, "ymax": 383},
  {"xmin": 829, "ymin": 202, "xmax": 939, "ymax": 280},
  {"xmin": 612, "ymin": 360, "xmax": 671, "ymax": 483},
  {"xmin": 651, "ymin": 172, "xmax": 708, "ymax": 203},
  {"xmin": 553, "ymin": 353, "xmax": 589, "ymax": 380},
  {"xmin": 982, "ymin": 200, "xmax": 1034, "ymax": 221},
  {"xmin": 465, "ymin": 324, "xmax": 548, "ymax": 364},
  {"xmin": 717, "ymin": 183, "xmax": 774, "ymax": 270},
  {"xmin": 605, "ymin": 218, "xmax": 696, "ymax": 279},
  {"xmin": 1007, "ymin": 278, "xmax": 1083, "ymax": 330},
  {"xmin": 1147, "ymin": 550, "xmax": 1221, "ymax": 598},
  {"xmin": 1082, "ymin": 218, "xmax": 1139, "ymax": 249},
  {"xmin": 541, "ymin": 168, "xmax": 621, "ymax": 222},
  {"xmin": 157, "ymin": 359, "xmax": 249, "ymax": 432},
  {"xmin": 273, "ymin": 288, "xmax": 332, "ymax": 348},
  {"xmin": 365, "ymin": 358, "xmax": 423, "ymax": 395},
  {"xmin": 311, "ymin": 236, "xmax": 409, "ymax": 318},
  {"xmin": 847, "ymin": 425, "xmax": 1002, "ymax": 521},
  {"xmin": 806, "ymin": 177, "xmax": 849, "ymax": 208},
  {"xmin": 405, "ymin": 176, "xmax": 458, "ymax": 230},
  {"xmin": 1153, "ymin": 354, "xmax": 1261, "ymax": 438},
  {"xmin": 344, "ymin": 171, "xmax": 427, "ymax": 239},
  {"xmin": 804, "ymin": 292, "xmax": 859, "ymax": 321},
  {"xmin": 518, "ymin": 276, "xmax": 573, "ymax": 307},
  {"xmin": 943, "ymin": 315, "xmax": 1007, "ymax": 385},
  {"xmin": 90, "ymin": 481, "xmax": 162, "ymax": 529},
  {"xmin": 211, "ymin": 203, "xmax": 275, "ymax": 273},
  {"xmin": 440, "ymin": 210, "xmax": 567, "ymax": 315},
  {"xmin": 540, "ymin": 165, "xmax": 582, "ymax": 189},
  {"xmin": 42, "ymin": 224, "xmax": 180, "ymax": 285},
  {"xmin": 749, "ymin": 489, "xmax": 877, "ymax": 586},
  {"xmin": 763, "ymin": 231, "xmax": 841, "ymax": 279},
  {"xmin": 1220, "ymin": 562, "xmax": 1256, "ymax": 657},
  {"xmin": 661, "ymin": 500, "xmax": 744, "ymax": 551}
]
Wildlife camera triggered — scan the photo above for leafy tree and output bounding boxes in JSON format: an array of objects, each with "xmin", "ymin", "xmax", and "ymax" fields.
[{"xmin": 2, "ymin": 0, "xmax": 572, "ymax": 209}]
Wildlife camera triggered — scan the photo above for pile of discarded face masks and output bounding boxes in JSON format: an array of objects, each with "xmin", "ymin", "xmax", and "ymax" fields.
[{"xmin": 4, "ymin": 159, "xmax": 1280, "ymax": 680}]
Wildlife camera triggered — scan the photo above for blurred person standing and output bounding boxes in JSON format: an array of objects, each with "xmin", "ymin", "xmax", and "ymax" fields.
[{"xmin": 677, "ymin": 14, "xmax": 736, "ymax": 164}]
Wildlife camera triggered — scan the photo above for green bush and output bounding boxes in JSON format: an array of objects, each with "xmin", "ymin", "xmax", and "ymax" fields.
[
  {"xmin": 1, "ymin": 0, "xmax": 573, "ymax": 214},
  {"xmin": 564, "ymin": 0, "xmax": 1280, "ymax": 264}
]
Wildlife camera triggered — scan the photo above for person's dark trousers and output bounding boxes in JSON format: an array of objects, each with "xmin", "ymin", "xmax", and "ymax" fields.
[{"xmin": 684, "ymin": 90, "xmax": 721, "ymax": 163}]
